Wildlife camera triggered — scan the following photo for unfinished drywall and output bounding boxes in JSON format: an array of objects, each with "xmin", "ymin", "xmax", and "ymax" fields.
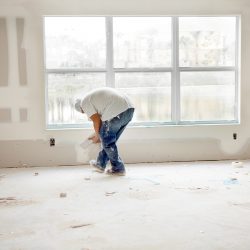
[
  {"xmin": 0, "ymin": 140, "xmax": 77, "ymax": 168},
  {"xmin": 0, "ymin": 0, "xmax": 250, "ymax": 167}
]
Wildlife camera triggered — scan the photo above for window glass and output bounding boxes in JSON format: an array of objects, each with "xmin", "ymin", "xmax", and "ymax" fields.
[
  {"xmin": 115, "ymin": 73, "xmax": 171, "ymax": 122},
  {"xmin": 179, "ymin": 17, "xmax": 236, "ymax": 67},
  {"xmin": 44, "ymin": 17, "xmax": 106, "ymax": 69},
  {"xmin": 180, "ymin": 71, "xmax": 235, "ymax": 121},
  {"xmin": 113, "ymin": 17, "xmax": 172, "ymax": 68},
  {"xmin": 47, "ymin": 73, "xmax": 105, "ymax": 125}
]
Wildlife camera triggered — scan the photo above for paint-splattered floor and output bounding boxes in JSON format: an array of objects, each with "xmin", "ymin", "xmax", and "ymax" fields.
[{"xmin": 0, "ymin": 160, "xmax": 250, "ymax": 250}]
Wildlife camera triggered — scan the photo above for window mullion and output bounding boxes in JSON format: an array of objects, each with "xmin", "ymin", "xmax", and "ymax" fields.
[
  {"xmin": 46, "ymin": 69, "xmax": 106, "ymax": 73},
  {"xmin": 106, "ymin": 16, "xmax": 115, "ymax": 87},
  {"xmin": 114, "ymin": 68, "xmax": 172, "ymax": 72},
  {"xmin": 179, "ymin": 67, "xmax": 236, "ymax": 71},
  {"xmin": 172, "ymin": 16, "xmax": 180, "ymax": 124}
]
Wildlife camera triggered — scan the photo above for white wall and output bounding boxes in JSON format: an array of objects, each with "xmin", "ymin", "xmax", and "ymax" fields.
[{"xmin": 0, "ymin": 0, "xmax": 250, "ymax": 167}]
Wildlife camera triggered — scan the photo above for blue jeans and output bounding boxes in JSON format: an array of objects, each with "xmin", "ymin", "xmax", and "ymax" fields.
[{"xmin": 96, "ymin": 108, "xmax": 134, "ymax": 172}]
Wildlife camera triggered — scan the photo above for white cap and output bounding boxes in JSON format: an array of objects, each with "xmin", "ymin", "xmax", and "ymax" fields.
[{"xmin": 75, "ymin": 99, "xmax": 83, "ymax": 113}]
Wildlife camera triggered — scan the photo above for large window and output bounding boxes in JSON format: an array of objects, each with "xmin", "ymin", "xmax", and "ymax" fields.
[{"xmin": 44, "ymin": 16, "xmax": 240, "ymax": 128}]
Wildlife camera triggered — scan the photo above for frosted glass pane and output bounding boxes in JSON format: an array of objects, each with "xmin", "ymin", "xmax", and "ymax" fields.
[
  {"xmin": 47, "ymin": 73, "xmax": 105, "ymax": 125},
  {"xmin": 116, "ymin": 73, "xmax": 171, "ymax": 122},
  {"xmin": 181, "ymin": 72, "xmax": 235, "ymax": 121},
  {"xmin": 44, "ymin": 17, "xmax": 106, "ymax": 69},
  {"xmin": 179, "ymin": 17, "xmax": 236, "ymax": 67},
  {"xmin": 113, "ymin": 17, "xmax": 172, "ymax": 68}
]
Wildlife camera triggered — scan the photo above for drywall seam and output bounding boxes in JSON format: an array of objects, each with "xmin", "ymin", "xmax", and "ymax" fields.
[
  {"xmin": 7, "ymin": 17, "xmax": 19, "ymax": 87},
  {"xmin": 16, "ymin": 17, "xmax": 27, "ymax": 86},
  {"xmin": 0, "ymin": 18, "xmax": 8, "ymax": 86},
  {"xmin": 19, "ymin": 108, "xmax": 28, "ymax": 122}
]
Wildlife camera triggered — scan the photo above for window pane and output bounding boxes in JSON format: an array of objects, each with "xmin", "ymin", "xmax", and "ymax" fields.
[
  {"xmin": 179, "ymin": 17, "xmax": 236, "ymax": 67},
  {"xmin": 47, "ymin": 73, "xmax": 105, "ymax": 125},
  {"xmin": 44, "ymin": 17, "xmax": 106, "ymax": 69},
  {"xmin": 113, "ymin": 17, "xmax": 172, "ymax": 68},
  {"xmin": 180, "ymin": 72, "xmax": 235, "ymax": 121},
  {"xmin": 115, "ymin": 73, "xmax": 171, "ymax": 122}
]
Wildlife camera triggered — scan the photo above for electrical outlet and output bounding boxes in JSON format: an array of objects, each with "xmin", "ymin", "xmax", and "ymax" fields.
[
  {"xmin": 233, "ymin": 133, "xmax": 237, "ymax": 140},
  {"xmin": 50, "ymin": 138, "xmax": 55, "ymax": 146}
]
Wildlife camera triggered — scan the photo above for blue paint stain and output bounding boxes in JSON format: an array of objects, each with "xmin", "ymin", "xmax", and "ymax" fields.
[{"xmin": 223, "ymin": 178, "xmax": 239, "ymax": 185}]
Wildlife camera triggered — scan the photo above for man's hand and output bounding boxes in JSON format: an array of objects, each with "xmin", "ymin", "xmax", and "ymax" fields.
[
  {"xmin": 88, "ymin": 134, "xmax": 101, "ymax": 144},
  {"xmin": 89, "ymin": 113, "xmax": 102, "ymax": 144}
]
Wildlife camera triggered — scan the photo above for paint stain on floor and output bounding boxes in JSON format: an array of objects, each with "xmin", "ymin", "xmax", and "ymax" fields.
[{"xmin": 0, "ymin": 197, "xmax": 35, "ymax": 206}]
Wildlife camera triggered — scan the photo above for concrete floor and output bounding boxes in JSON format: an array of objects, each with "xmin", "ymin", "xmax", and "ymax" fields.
[{"xmin": 0, "ymin": 161, "xmax": 250, "ymax": 250}]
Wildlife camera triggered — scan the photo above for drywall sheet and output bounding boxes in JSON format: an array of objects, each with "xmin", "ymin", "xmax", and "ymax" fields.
[
  {"xmin": 0, "ymin": 108, "xmax": 11, "ymax": 122},
  {"xmin": 0, "ymin": 140, "xmax": 77, "ymax": 167},
  {"xmin": 16, "ymin": 18, "xmax": 27, "ymax": 86},
  {"xmin": 0, "ymin": 18, "xmax": 8, "ymax": 86}
]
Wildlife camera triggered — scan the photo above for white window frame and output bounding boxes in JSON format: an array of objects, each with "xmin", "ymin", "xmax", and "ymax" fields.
[{"xmin": 44, "ymin": 15, "xmax": 240, "ymax": 129}]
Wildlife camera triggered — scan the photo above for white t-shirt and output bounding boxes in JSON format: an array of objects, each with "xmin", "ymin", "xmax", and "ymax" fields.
[{"xmin": 80, "ymin": 87, "xmax": 134, "ymax": 121}]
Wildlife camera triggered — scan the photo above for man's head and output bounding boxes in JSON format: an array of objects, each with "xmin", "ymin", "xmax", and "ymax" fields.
[{"xmin": 74, "ymin": 99, "xmax": 84, "ymax": 113}]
